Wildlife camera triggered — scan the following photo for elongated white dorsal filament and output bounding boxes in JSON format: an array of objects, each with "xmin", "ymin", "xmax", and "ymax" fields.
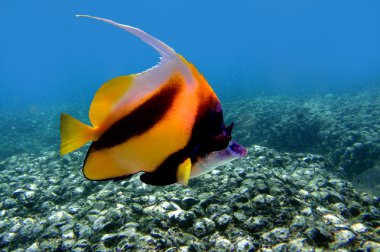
[{"xmin": 76, "ymin": 14, "xmax": 176, "ymax": 58}]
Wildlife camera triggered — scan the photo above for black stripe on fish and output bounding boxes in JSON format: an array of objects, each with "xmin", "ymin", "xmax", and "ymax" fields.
[
  {"xmin": 140, "ymin": 95, "xmax": 230, "ymax": 186},
  {"xmin": 90, "ymin": 76, "xmax": 183, "ymax": 151}
]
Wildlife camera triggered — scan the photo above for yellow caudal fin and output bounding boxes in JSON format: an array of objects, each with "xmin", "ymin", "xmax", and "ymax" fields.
[
  {"xmin": 176, "ymin": 158, "xmax": 192, "ymax": 186},
  {"xmin": 60, "ymin": 113, "xmax": 98, "ymax": 156}
]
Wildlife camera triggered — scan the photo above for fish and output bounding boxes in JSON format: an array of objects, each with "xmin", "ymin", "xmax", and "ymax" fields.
[
  {"xmin": 60, "ymin": 15, "xmax": 247, "ymax": 186},
  {"xmin": 351, "ymin": 165, "xmax": 380, "ymax": 197}
]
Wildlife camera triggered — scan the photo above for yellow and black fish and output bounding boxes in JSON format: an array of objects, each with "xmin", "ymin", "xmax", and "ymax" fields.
[{"xmin": 60, "ymin": 15, "xmax": 246, "ymax": 186}]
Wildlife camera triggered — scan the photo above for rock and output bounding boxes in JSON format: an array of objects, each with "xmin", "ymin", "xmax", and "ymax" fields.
[
  {"xmin": 96, "ymin": 190, "xmax": 114, "ymax": 200},
  {"xmin": 47, "ymin": 211, "xmax": 73, "ymax": 224},
  {"xmin": 62, "ymin": 230, "xmax": 75, "ymax": 240},
  {"xmin": 168, "ymin": 209, "xmax": 195, "ymax": 228},
  {"xmin": 203, "ymin": 218, "xmax": 216, "ymax": 234},
  {"xmin": 333, "ymin": 230, "xmax": 355, "ymax": 248},
  {"xmin": 234, "ymin": 237, "xmax": 255, "ymax": 252},
  {"xmin": 322, "ymin": 214, "xmax": 345, "ymax": 225},
  {"xmin": 118, "ymin": 238, "xmax": 135, "ymax": 251},
  {"xmin": 150, "ymin": 228, "xmax": 164, "ymax": 239},
  {"xmin": 131, "ymin": 203, "xmax": 144, "ymax": 214},
  {"xmin": 73, "ymin": 239, "xmax": 91, "ymax": 250},
  {"xmin": 361, "ymin": 194, "xmax": 375, "ymax": 205},
  {"xmin": 59, "ymin": 223, "xmax": 74, "ymax": 234},
  {"xmin": 61, "ymin": 239, "xmax": 75, "ymax": 250},
  {"xmin": 93, "ymin": 201, "xmax": 107, "ymax": 211},
  {"xmin": 18, "ymin": 222, "xmax": 44, "ymax": 241},
  {"xmin": 361, "ymin": 241, "xmax": 380, "ymax": 250},
  {"xmin": 290, "ymin": 215, "xmax": 306, "ymax": 231},
  {"xmin": 75, "ymin": 224, "xmax": 92, "ymax": 239},
  {"xmin": 39, "ymin": 240, "xmax": 60, "ymax": 251},
  {"xmin": 72, "ymin": 186, "xmax": 84, "ymax": 195},
  {"xmin": 271, "ymin": 227, "xmax": 290, "ymax": 242},
  {"xmin": 359, "ymin": 212, "xmax": 376, "ymax": 222},
  {"xmin": 143, "ymin": 205, "xmax": 166, "ymax": 216},
  {"xmin": 9, "ymin": 222, "xmax": 22, "ymax": 233},
  {"xmin": 233, "ymin": 212, "xmax": 247, "ymax": 223},
  {"xmin": 350, "ymin": 223, "xmax": 368, "ymax": 233},
  {"xmin": 375, "ymin": 226, "xmax": 380, "ymax": 237},
  {"xmin": 92, "ymin": 216, "xmax": 113, "ymax": 232},
  {"xmin": 199, "ymin": 193, "xmax": 218, "ymax": 208},
  {"xmin": 273, "ymin": 243, "xmax": 288, "ymax": 252},
  {"xmin": 25, "ymin": 242, "xmax": 39, "ymax": 252},
  {"xmin": 301, "ymin": 207, "xmax": 313, "ymax": 216},
  {"xmin": 168, "ymin": 209, "xmax": 184, "ymax": 220},
  {"xmin": 3, "ymin": 198, "xmax": 17, "ymax": 209},
  {"xmin": 20, "ymin": 191, "xmax": 36, "ymax": 206},
  {"xmin": 288, "ymin": 238, "xmax": 310, "ymax": 251},
  {"xmin": 40, "ymin": 201, "xmax": 55, "ymax": 212},
  {"xmin": 215, "ymin": 214, "xmax": 232, "ymax": 230},
  {"xmin": 315, "ymin": 206, "xmax": 330, "ymax": 214},
  {"xmin": 214, "ymin": 237, "xmax": 233, "ymax": 251},
  {"xmin": 261, "ymin": 231, "xmax": 274, "ymax": 244},
  {"xmin": 331, "ymin": 202, "xmax": 348, "ymax": 215},
  {"xmin": 369, "ymin": 205, "xmax": 380, "ymax": 216},
  {"xmin": 305, "ymin": 227, "xmax": 333, "ymax": 247},
  {"xmin": 147, "ymin": 195, "xmax": 157, "ymax": 205},
  {"xmin": 255, "ymin": 180, "xmax": 269, "ymax": 193},
  {"xmin": 67, "ymin": 205, "xmax": 81, "ymax": 215},
  {"xmin": 193, "ymin": 218, "xmax": 215, "ymax": 238},
  {"xmin": 106, "ymin": 208, "xmax": 123, "ymax": 223},
  {"xmin": 348, "ymin": 202, "xmax": 361, "ymax": 216},
  {"xmin": 40, "ymin": 225, "xmax": 59, "ymax": 239},
  {"xmin": 243, "ymin": 216, "xmax": 265, "ymax": 233},
  {"xmin": 181, "ymin": 197, "xmax": 199, "ymax": 210},
  {"xmin": 205, "ymin": 204, "xmax": 220, "ymax": 215},
  {"xmin": 0, "ymin": 232, "xmax": 16, "ymax": 247},
  {"xmin": 118, "ymin": 227, "xmax": 140, "ymax": 246},
  {"xmin": 139, "ymin": 235, "xmax": 157, "ymax": 248},
  {"xmin": 160, "ymin": 201, "xmax": 179, "ymax": 211},
  {"xmin": 188, "ymin": 242, "xmax": 203, "ymax": 251},
  {"xmin": 101, "ymin": 233, "xmax": 120, "ymax": 248},
  {"xmin": 298, "ymin": 189, "xmax": 309, "ymax": 198}
]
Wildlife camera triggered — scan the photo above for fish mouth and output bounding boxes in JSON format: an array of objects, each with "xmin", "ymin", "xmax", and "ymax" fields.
[{"xmin": 228, "ymin": 141, "xmax": 247, "ymax": 157}]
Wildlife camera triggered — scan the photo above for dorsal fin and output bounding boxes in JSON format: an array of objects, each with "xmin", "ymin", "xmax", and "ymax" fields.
[
  {"xmin": 89, "ymin": 75, "xmax": 134, "ymax": 127},
  {"xmin": 77, "ymin": 15, "xmax": 194, "ymax": 129},
  {"xmin": 76, "ymin": 15, "xmax": 176, "ymax": 58}
]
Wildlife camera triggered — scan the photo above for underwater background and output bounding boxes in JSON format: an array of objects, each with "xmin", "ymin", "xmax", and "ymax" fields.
[{"xmin": 1, "ymin": 1, "xmax": 380, "ymax": 251}]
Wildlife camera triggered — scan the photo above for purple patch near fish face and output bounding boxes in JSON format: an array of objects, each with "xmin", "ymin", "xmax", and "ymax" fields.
[{"xmin": 229, "ymin": 141, "xmax": 247, "ymax": 157}]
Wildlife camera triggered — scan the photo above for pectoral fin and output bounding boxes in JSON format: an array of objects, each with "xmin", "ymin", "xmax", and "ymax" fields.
[{"xmin": 176, "ymin": 158, "xmax": 192, "ymax": 186}]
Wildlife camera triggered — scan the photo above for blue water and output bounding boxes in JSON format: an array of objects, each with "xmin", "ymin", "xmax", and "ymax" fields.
[
  {"xmin": 1, "ymin": 2, "xmax": 380, "ymax": 251},
  {"xmin": 1, "ymin": 0, "xmax": 380, "ymax": 107}
]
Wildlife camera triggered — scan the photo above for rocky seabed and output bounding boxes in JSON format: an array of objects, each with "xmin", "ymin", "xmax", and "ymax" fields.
[{"xmin": 0, "ymin": 145, "xmax": 379, "ymax": 251}]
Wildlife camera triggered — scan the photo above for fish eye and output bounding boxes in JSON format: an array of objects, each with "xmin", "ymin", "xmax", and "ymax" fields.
[{"xmin": 356, "ymin": 178, "xmax": 362, "ymax": 183}]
